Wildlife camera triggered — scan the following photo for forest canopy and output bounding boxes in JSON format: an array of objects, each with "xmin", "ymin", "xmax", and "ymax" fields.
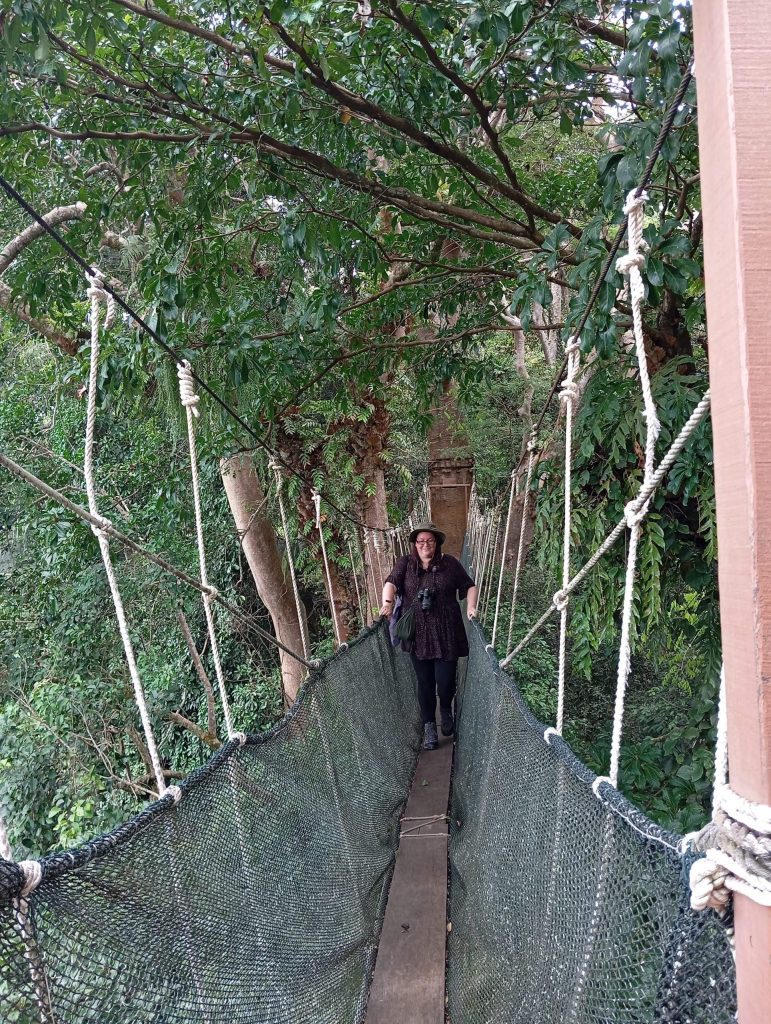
[{"xmin": 0, "ymin": 1, "xmax": 716, "ymax": 851}]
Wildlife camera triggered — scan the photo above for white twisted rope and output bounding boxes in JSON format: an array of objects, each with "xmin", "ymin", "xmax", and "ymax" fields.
[
  {"xmin": 491, "ymin": 468, "xmax": 517, "ymax": 647},
  {"xmin": 608, "ymin": 190, "xmax": 661, "ymax": 787},
  {"xmin": 481, "ymin": 508, "xmax": 502, "ymax": 621},
  {"xmin": 313, "ymin": 489, "xmax": 342, "ymax": 645},
  {"xmin": 270, "ymin": 460, "xmax": 309, "ymax": 659},
  {"xmin": 500, "ymin": 391, "xmax": 711, "ymax": 668},
  {"xmin": 347, "ymin": 536, "xmax": 365, "ymax": 627},
  {"xmin": 85, "ymin": 271, "xmax": 167, "ymax": 796},
  {"xmin": 506, "ymin": 435, "xmax": 537, "ymax": 653},
  {"xmin": 177, "ymin": 360, "xmax": 236, "ymax": 740},
  {"xmin": 687, "ymin": 669, "xmax": 771, "ymax": 910},
  {"xmin": 556, "ymin": 337, "xmax": 580, "ymax": 734}
]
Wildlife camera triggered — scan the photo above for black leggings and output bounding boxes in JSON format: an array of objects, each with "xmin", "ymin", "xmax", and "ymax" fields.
[{"xmin": 410, "ymin": 656, "xmax": 458, "ymax": 725}]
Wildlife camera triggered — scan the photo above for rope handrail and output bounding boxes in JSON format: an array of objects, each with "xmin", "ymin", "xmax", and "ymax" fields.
[
  {"xmin": 0, "ymin": 451, "xmax": 314, "ymax": 670},
  {"xmin": 499, "ymin": 390, "xmax": 711, "ymax": 668}
]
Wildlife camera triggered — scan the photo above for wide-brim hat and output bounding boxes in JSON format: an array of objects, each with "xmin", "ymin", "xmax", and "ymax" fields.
[{"xmin": 408, "ymin": 521, "xmax": 446, "ymax": 545}]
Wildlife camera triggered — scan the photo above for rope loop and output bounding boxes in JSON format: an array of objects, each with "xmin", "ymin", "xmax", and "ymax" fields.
[
  {"xmin": 90, "ymin": 513, "xmax": 114, "ymax": 539},
  {"xmin": 544, "ymin": 726, "xmax": 559, "ymax": 745},
  {"xmin": 559, "ymin": 380, "xmax": 580, "ymax": 406},
  {"xmin": 176, "ymin": 361, "xmax": 200, "ymax": 418},
  {"xmin": 231, "ymin": 731, "xmax": 248, "ymax": 747},
  {"xmin": 552, "ymin": 589, "xmax": 569, "ymax": 612},
  {"xmin": 564, "ymin": 335, "xmax": 580, "ymax": 355},
  {"xmin": 689, "ymin": 857, "xmax": 731, "ymax": 913},
  {"xmin": 18, "ymin": 860, "xmax": 42, "ymax": 898},
  {"xmin": 85, "ymin": 268, "xmax": 116, "ymax": 330},
  {"xmin": 591, "ymin": 775, "xmax": 613, "ymax": 796}
]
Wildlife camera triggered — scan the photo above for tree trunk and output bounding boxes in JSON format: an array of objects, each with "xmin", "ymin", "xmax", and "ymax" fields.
[{"xmin": 220, "ymin": 453, "xmax": 307, "ymax": 703}]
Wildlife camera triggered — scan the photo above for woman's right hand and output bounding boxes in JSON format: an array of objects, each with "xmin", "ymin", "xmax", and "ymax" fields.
[{"xmin": 380, "ymin": 601, "xmax": 393, "ymax": 618}]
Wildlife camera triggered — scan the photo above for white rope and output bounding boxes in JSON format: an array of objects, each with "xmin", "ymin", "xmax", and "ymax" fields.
[
  {"xmin": 177, "ymin": 360, "xmax": 236, "ymax": 740},
  {"xmin": 500, "ymin": 391, "xmax": 711, "ymax": 667},
  {"xmin": 347, "ymin": 536, "xmax": 365, "ymax": 627},
  {"xmin": 491, "ymin": 469, "xmax": 517, "ymax": 647},
  {"xmin": 687, "ymin": 667, "xmax": 771, "ymax": 910},
  {"xmin": 481, "ymin": 508, "xmax": 502, "ymax": 621},
  {"xmin": 556, "ymin": 337, "xmax": 580, "ymax": 734},
  {"xmin": 506, "ymin": 436, "xmax": 537, "ymax": 653},
  {"xmin": 608, "ymin": 190, "xmax": 661, "ymax": 787},
  {"xmin": 84, "ymin": 271, "xmax": 167, "ymax": 796},
  {"xmin": 270, "ymin": 460, "xmax": 309, "ymax": 659},
  {"xmin": 313, "ymin": 489, "xmax": 342, "ymax": 645}
]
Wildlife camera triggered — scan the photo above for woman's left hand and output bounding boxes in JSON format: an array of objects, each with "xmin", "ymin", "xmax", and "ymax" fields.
[{"xmin": 467, "ymin": 608, "xmax": 477, "ymax": 620}]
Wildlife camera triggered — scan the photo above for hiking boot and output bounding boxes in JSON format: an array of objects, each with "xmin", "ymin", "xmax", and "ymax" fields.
[
  {"xmin": 422, "ymin": 721, "xmax": 438, "ymax": 750},
  {"xmin": 440, "ymin": 708, "xmax": 455, "ymax": 737}
]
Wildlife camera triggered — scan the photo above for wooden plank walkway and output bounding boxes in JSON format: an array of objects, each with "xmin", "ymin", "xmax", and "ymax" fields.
[{"xmin": 366, "ymin": 729, "xmax": 453, "ymax": 1024}]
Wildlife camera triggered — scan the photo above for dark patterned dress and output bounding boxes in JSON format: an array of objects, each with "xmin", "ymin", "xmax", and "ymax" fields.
[{"xmin": 385, "ymin": 554, "xmax": 475, "ymax": 660}]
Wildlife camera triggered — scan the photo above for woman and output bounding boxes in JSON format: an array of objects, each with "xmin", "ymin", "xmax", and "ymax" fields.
[{"xmin": 380, "ymin": 522, "xmax": 478, "ymax": 750}]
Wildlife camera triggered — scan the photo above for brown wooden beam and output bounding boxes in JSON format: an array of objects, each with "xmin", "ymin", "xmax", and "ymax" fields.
[{"xmin": 693, "ymin": 4, "xmax": 771, "ymax": 1018}]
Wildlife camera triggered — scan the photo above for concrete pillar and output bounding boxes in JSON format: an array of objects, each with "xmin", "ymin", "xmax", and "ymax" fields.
[
  {"xmin": 693, "ymin": 6, "xmax": 771, "ymax": 1018},
  {"xmin": 426, "ymin": 383, "xmax": 474, "ymax": 559}
]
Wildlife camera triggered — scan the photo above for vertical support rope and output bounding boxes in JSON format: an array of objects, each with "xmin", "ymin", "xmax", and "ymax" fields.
[
  {"xmin": 348, "ymin": 535, "xmax": 365, "ymax": 627},
  {"xmin": 270, "ymin": 460, "xmax": 310, "ymax": 659},
  {"xmin": 491, "ymin": 469, "xmax": 517, "ymax": 648},
  {"xmin": 506, "ymin": 436, "xmax": 537, "ymax": 653},
  {"xmin": 555, "ymin": 338, "xmax": 581, "ymax": 734},
  {"xmin": 482, "ymin": 508, "xmax": 502, "ymax": 623},
  {"xmin": 84, "ymin": 272, "xmax": 166, "ymax": 796},
  {"xmin": 313, "ymin": 489, "xmax": 342, "ymax": 645},
  {"xmin": 608, "ymin": 190, "xmax": 661, "ymax": 786},
  {"xmin": 177, "ymin": 361, "xmax": 236, "ymax": 739}
]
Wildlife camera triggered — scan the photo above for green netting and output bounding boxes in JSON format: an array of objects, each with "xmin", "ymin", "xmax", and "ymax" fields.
[
  {"xmin": 448, "ymin": 621, "xmax": 737, "ymax": 1023},
  {"xmin": 0, "ymin": 622, "xmax": 420, "ymax": 1024}
]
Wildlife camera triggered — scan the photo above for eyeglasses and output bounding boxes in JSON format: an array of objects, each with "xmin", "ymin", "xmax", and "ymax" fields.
[{"xmin": 415, "ymin": 539, "xmax": 436, "ymax": 545}]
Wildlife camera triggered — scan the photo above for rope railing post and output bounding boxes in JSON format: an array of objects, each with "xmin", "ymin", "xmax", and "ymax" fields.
[
  {"xmin": 313, "ymin": 489, "xmax": 343, "ymax": 646},
  {"xmin": 84, "ymin": 271, "xmax": 166, "ymax": 797},
  {"xmin": 177, "ymin": 360, "xmax": 236, "ymax": 740},
  {"xmin": 270, "ymin": 459, "xmax": 310, "ymax": 660}
]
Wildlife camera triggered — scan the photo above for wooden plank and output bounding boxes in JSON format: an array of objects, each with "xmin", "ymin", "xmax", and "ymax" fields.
[
  {"xmin": 366, "ymin": 732, "xmax": 453, "ymax": 1024},
  {"xmin": 692, "ymin": 5, "xmax": 771, "ymax": 1018}
]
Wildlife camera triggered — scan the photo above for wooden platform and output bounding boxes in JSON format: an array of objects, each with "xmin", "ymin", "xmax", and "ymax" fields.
[{"xmin": 366, "ymin": 730, "xmax": 454, "ymax": 1024}]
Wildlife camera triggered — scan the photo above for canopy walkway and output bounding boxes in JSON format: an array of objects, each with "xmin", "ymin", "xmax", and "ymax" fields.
[{"xmin": 0, "ymin": 612, "xmax": 736, "ymax": 1023}]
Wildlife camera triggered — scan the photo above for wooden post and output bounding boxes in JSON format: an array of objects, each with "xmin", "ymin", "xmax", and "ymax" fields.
[{"xmin": 692, "ymin": 6, "xmax": 771, "ymax": 1019}]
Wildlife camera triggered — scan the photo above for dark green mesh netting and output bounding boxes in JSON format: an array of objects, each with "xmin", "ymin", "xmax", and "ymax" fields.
[
  {"xmin": 448, "ymin": 621, "xmax": 737, "ymax": 1023},
  {"xmin": 1, "ymin": 617, "xmax": 737, "ymax": 1024},
  {"xmin": 0, "ymin": 623, "xmax": 420, "ymax": 1024}
]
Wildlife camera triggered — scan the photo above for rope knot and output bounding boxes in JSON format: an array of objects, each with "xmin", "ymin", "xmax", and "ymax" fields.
[
  {"xmin": 616, "ymin": 252, "xmax": 646, "ymax": 277},
  {"xmin": 17, "ymin": 860, "xmax": 42, "ymax": 898},
  {"xmin": 624, "ymin": 500, "xmax": 645, "ymax": 530},
  {"xmin": 559, "ymin": 380, "xmax": 579, "ymax": 406},
  {"xmin": 176, "ymin": 361, "xmax": 200, "ymax": 418},
  {"xmin": 623, "ymin": 189, "xmax": 648, "ymax": 217},
  {"xmin": 552, "ymin": 589, "xmax": 569, "ymax": 612},
  {"xmin": 689, "ymin": 856, "xmax": 731, "ymax": 913},
  {"xmin": 90, "ymin": 514, "xmax": 113, "ymax": 540},
  {"xmin": 564, "ymin": 335, "xmax": 580, "ymax": 355},
  {"xmin": 230, "ymin": 731, "xmax": 248, "ymax": 747},
  {"xmin": 204, "ymin": 585, "xmax": 219, "ymax": 603}
]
